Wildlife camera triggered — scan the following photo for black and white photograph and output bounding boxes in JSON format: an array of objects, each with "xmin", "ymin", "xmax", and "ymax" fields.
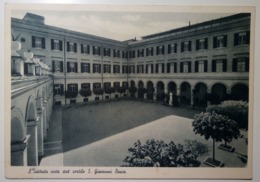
[{"xmin": 5, "ymin": 3, "xmax": 255, "ymax": 179}]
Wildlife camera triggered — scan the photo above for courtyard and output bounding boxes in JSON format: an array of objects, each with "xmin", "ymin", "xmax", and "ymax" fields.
[{"xmin": 41, "ymin": 100, "xmax": 248, "ymax": 167}]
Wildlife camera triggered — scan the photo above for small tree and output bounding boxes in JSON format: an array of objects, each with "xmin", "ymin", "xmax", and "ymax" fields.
[
  {"xmin": 65, "ymin": 90, "xmax": 78, "ymax": 99},
  {"xmin": 104, "ymin": 87, "xmax": 116, "ymax": 99},
  {"xmin": 138, "ymin": 88, "xmax": 147, "ymax": 99},
  {"xmin": 129, "ymin": 86, "xmax": 137, "ymax": 98},
  {"xmin": 117, "ymin": 87, "xmax": 126, "ymax": 98},
  {"xmin": 79, "ymin": 89, "xmax": 92, "ymax": 102},
  {"xmin": 93, "ymin": 88, "xmax": 104, "ymax": 99},
  {"xmin": 192, "ymin": 112, "xmax": 240, "ymax": 165}
]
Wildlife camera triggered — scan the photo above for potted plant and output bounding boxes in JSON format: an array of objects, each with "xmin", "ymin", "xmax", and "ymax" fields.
[
  {"xmin": 65, "ymin": 90, "xmax": 78, "ymax": 104},
  {"xmin": 79, "ymin": 88, "xmax": 92, "ymax": 103},
  {"xmin": 117, "ymin": 87, "xmax": 126, "ymax": 98}
]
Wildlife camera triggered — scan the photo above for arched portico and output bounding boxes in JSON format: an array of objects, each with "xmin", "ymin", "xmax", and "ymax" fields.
[
  {"xmin": 180, "ymin": 82, "xmax": 191, "ymax": 105},
  {"xmin": 156, "ymin": 81, "xmax": 165, "ymax": 101},
  {"xmin": 231, "ymin": 83, "xmax": 249, "ymax": 101},
  {"xmin": 211, "ymin": 83, "xmax": 227, "ymax": 104},
  {"xmin": 194, "ymin": 82, "xmax": 207, "ymax": 106},
  {"xmin": 147, "ymin": 81, "xmax": 154, "ymax": 100}
]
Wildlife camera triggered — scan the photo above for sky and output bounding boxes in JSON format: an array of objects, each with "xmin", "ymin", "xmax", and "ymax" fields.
[{"xmin": 11, "ymin": 9, "xmax": 234, "ymax": 41}]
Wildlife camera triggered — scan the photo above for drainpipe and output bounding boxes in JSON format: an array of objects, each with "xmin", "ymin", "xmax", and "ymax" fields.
[
  {"xmin": 101, "ymin": 44, "xmax": 104, "ymax": 101},
  {"xmin": 64, "ymin": 37, "xmax": 67, "ymax": 106}
]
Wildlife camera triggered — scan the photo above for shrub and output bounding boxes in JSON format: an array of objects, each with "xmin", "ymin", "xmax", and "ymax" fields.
[
  {"xmin": 65, "ymin": 90, "xmax": 78, "ymax": 99},
  {"xmin": 129, "ymin": 86, "xmax": 137, "ymax": 98},
  {"xmin": 79, "ymin": 89, "xmax": 91, "ymax": 98},
  {"xmin": 93, "ymin": 88, "xmax": 104, "ymax": 96},
  {"xmin": 117, "ymin": 87, "xmax": 126, "ymax": 97},
  {"xmin": 123, "ymin": 139, "xmax": 208, "ymax": 167},
  {"xmin": 206, "ymin": 100, "xmax": 248, "ymax": 129}
]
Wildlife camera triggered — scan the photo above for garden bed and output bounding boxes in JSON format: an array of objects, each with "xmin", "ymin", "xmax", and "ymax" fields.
[
  {"xmin": 218, "ymin": 143, "xmax": 235, "ymax": 152},
  {"xmin": 203, "ymin": 157, "xmax": 224, "ymax": 167}
]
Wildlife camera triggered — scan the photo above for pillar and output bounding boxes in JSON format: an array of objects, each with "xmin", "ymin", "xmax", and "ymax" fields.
[
  {"xmin": 42, "ymin": 99, "xmax": 47, "ymax": 140},
  {"xmin": 191, "ymin": 86, "xmax": 194, "ymax": 106},
  {"xmin": 144, "ymin": 93, "xmax": 147, "ymax": 99},
  {"xmin": 153, "ymin": 87, "xmax": 157, "ymax": 101},
  {"xmin": 36, "ymin": 97, "xmax": 44, "ymax": 156},
  {"xmin": 169, "ymin": 92, "xmax": 173, "ymax": 106},
  {"xmin": 27, "ymin": 118, "xmax": 39, "ymax": 166},
  {"xmin": 11, "ymin": 135, "xmax": 29, "ymax": 166}
]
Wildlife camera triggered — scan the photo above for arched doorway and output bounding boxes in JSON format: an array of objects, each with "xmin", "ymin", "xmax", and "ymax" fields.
[
  {"xmin": 180, "ymin": 82, "xmax": 191, "ymax": 105},
  {"xmin": 231, "ymin": 83, "xmax": 249, "ymax": 101},
  {"xmin": 130, "ymin": 80, "xmax": 135, "ymax": 87},
  {"xmin": 147, "ymin": 81, "xmax": 154, "ymax": 100},
  {"xmin": 194, "ymin": 83, "xmax": 207, "ymax": 106},
  {"xmin": 138, "ymin": 81, "xmax": 145, "ymax": 99},
  {"xmin": 211, "ymin": 83, "xmax": 227, "ymax": 104},
  {"xmin": 168, "ymin": 81, "xmax": 177, "ymax": 94},
  {"xmin": 156, "ymin": 81, "xmax": 165, "ymax": 101}
]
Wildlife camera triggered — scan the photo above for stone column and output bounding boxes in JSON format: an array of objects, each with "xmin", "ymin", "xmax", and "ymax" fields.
[
  {"xmin": 169, "ymin": 92, "xmax": 173, "ymax": 106},
  {"xmin": 36, "ymin": 97, "xmax": 44, "ymax": 156},
  {"xmin": 191, "ymin": 86, "xmax": 194, "ymax": 106},
  {"xmin": 11, "ymin": 135, "xmax": 30, "ymax": 166},
  {"xmin": 42, "ymin": 99, "xmax": 47, "ymax": 140},
  {"xmin": 153, "ymin": 87, "xmax": 157, "ymax": 101},
  {"xmin": 144, "ymin": 93, "xmax": 147, "ymax": 99},
  {"xmin": 27, "ymin": 118, "xmax": 39, "ymax": 166}
]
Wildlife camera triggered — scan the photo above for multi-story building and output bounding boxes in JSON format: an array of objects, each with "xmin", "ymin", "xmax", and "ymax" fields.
[{"xmin": 10, "ymin": 12, "xmax": 250, "ymax": 166}]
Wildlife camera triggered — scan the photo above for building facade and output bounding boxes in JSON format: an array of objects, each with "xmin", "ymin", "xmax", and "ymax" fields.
[{"xmin": 10, "ymin": 12, "xmax": 250, "ymax": 166}]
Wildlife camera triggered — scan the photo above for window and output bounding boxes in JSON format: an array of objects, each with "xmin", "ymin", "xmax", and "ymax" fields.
[
  {"xmin": 81, "ymin": 63, "xmax": 90, "ymax": 73},
  {"xmin": 146, "ymin": 64, "xmax": 154, "ymax": 74},
  {"xmin": 168, "ymin": 43, "xmax": 177, "ymax": 54},
  {"xmin": 24, "ymin": 63, "xmax": 34, "ymax": 75},
  {"xmin": 114, "ymin": 82, "xmax": 120, "ymax": 89},
  {"xmin": 137, "ymin": 65, "xmax": 144, "ymax": 73},
  {"xmin": 122, "ymin": 51, "xmax": 128, "ymax": 59},
  {"xmin": 93, "ymin": 63, "xmax": 101, "ymax": 73},
  {"xmin": 122, "ymin": 65, "xmax": 128, "ymax": 74},
  {"xmin": 113, "ymin": 50, "xmax": 120, "ymax": 58},
  {"xmin": 81, "ymin": 83, "xmax": 90, "ymax": 90},
  {"xmin": 213, "ymin": 35, "xmax": 227, "ymax": 48},
  {"xmin": 67, "ymin": 42, "xmax": 77, "ymax": 53},
  {"xmin": 113, "ymin": 65, "xmax": 120, "ymax": 74},
  {"xmin": 167, "ymin": 63, "xmax": 177, "ymax": 73},
  {"xmin": 93, "ymin": 46, "xmax": 101, "ymax": 56},
  {"xmin": 195, "ymin": 60, "xmax": 207, "ymax": 73},
  {"xmin": 233, "ymin": 58, "xmax": 249, "ymax": 72},
  {"xmin": 212, "ymin": 59, "xmax": 227, "ymax": 72},
  {"xmin": 52, "ymin": 60, "xmax": 63, "ymax": 72},
  {"xmin": 68, "ymin": 84, "xmax": 78, "ymax": 92},
  {"xmin": 103, "ymin": 64, "xmax": 111, "ymax": 73},
  {"xmin": 129, "ymin": 65, "xmax": 135, "ymax": 73},
  {"xmin": 180, "ymin": 62, "xmax": 191, "ymax": 73},
  {"xmin": 196, "ymin": 38, "xmax": 208, "ymax": 50},
  {"xmin": 32, "ymin": 36, "xmax": 45, "ymax": 49},
  {"xmin": 54, "ymin": 84, "xmax": 64, "ymax": 96},
  {"xmin": 93, "ymin": 83, "xmax": 101, "ymax": 90},
  {"xmin": 122, "ymin": 82, "xmax": 128, "ymax": 89},
  {"xmin": 129, "ymin": 50, "xmax": 136, "ymax": 58},
  {"xmin": 156, "ymin": 45, "xmax": 165, "ymax": 55},
  {"xmin": 137, "ymin": 49, "xmax": 144, "ymax": 57},
  {"xmin": 155, "ymin": 63, "xmax": 165, "ymax": 73},
  {"xmin": 146, "ymin": 47, "xmax": 154, "ymax": 56},
  {"xmin": 104, "ymin": 48, "xmax": 111, "ymax": 57},
  {"xmin": 181, "ymin": 41, "xmax": 191, "ymax": 52},
  {"xmin": 67, "ymin": 62, "xmax": 78, "ymax": 73},
  {"xmin": 51, "ymin": 39, "xmax": 62, "ymax": 51},
  {"xmin": 234, "ymin": 31, "xmax": 250, "ymax": 46},
  {"xmin": 35, "ymin": 66, "xmax": 41, "ymax": 76},
  {"xmin": 104, "ymin": 82, "xmax": 111, "ymax": 89},
  {"xmin": 81, "ymin": 44, "xmax": 90, "ymax": 54}
]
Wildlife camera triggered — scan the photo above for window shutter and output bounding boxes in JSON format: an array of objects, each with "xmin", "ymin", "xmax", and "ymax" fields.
[
  {"xmin": 81, "ymin": 63, "xmax": 83, "ymax": 73},
  {"xmin": 81, "ymin": 44, "xmax": 83, "ymax": 53},
  {"xmin": 60, "ymin": 61, "xmax": 63, "ymax": 72},
  {"xmin": 174, "ymin": 63, "xmax": 177, "ymax": 73},
  {"xmin": 162, "ymin": 45, "xmax": 165, "ymax": 54},
  {"xmin": 189, "ymin": 41, "xmax": 192, "ymax": 51},
  {"xmin": 74, "ymin": 43, "xmax": 77, "ymax": 53},
  {"xmin": 146, "ymin": 49, "xmax": 148, "ymax": 56},
  {"xmin": 168, "ymin": 44, "xmax": 171, "ymax": 54},
  {"xmin": 24, "ymin": 63, "xmax": 29, "ymax": 74},
  {"xmin": 98, "ymin": 47, "xmax": 101, "ymax": 55},
  {"xmin": 212, "ymin": 60, "xmax": 216, "ymax": 72},
  {"xmin": 51, "ymin": 39, "xmax": 54, "ymax": 50},
  {"xmin": 180, "ymin": 62, "xmax": 183, "ymax": 73},
  {"xmin": 167, "ymin": 63, "xmax": 170, "ymax": 73},
  {"xmin": 32, "ymin": 36, "xmax": 35, "ymax": 47},
  {"xmin": 181, "ymin": 42, "xmax": 184, "ymax": 52},
  {"xmin": 151, "ymin": 64, "xmax": 154, "ymax": 73},
  {"xmin": 156, "ymin": 47, "xmax": 159, "ymax": 55},
  {"xmin": 213, "ymin": 37, "xmax": 217, "ymax": 48},
  {"xmin": 205, "ymin": 38, "xmax": 208, "ymax": 49},
  {"xmin": 174, "ymin": 44, "xmax": 177, "ymax": 53},
  {"xmin": 146, "ymin": 65, "xmax": 148, "ymax": 73},
  {"xmin": 162, "ymin": 63, "xmax": 165, "ymax": 73},
  {"xmin": 151, "ymin": 48, "xmax": 154, "ymax": 56},
  {"xmin": 246, "ymin": 31, "xmax": 250, "ymax": 44},
  {"xmin": 133, "ymin": 66, "xmax": 135, "ymax": 73},
  {"xmin": 67, "ymin": 62, "xmax": 70, "ymax": 72},
  {"xmin": 223, "ymin": 35, "xmax": 227, "ymax": 47},
  {"xmin": 59, "ymin": 40, "xmax": 63, "ymax": 51},
  {"xmin": 188, "ymin": 62, "xmax": 191, "ymax": 72},
  {"xmin": 232, "ymin": 58, "xmax": 237, "ymax": 72},
  {"xmin": 75, "ymin": 63, "xmax": 78, "ymax": 72},
  {"xmin": 245, "ymin": 57, "xmax": 249, "ymax": 72},
  {"xmin": 234, "ymin": 33, "xmax": 239, "ymax": 46},
  {"xmin": 60, "ymin": 84, "xmax": 64, "ymax": 95},
  {"xmin": 204, "ymin": 60, "xmax": 208, "ymax": 72},
  {"xmin": 223, "ymin": 59, "xmax": 227, "ymax": 72},
  {"xmin": 75, "ymin": 84, "xmax": 78, "ymax": 93},
  {"xmin": 195, "ymin": 61, "xmax": 198, "ymax": 72},
  {"xmin": 67, "ymin": 42, "xmax": 70, "ymax": 52},
  {"xmin": 41, "ymin": 38, "xmax": 45, "ymax": 49},
  {"xmin": 156, "ymin": 64, "xmax": 158, "ymax": 73},
  {"xmin": 196, "ymin": 40, "xmax": 199, "ymax": 50},
  {"xmin": 52, "ymin": 61, "xmax": 55, "ymax": 72}
]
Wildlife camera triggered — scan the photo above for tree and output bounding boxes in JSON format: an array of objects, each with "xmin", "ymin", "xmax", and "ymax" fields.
[
  {"xmin": 79, "ymin": 88, "xmax": 92, "ymax": 102},
  {"xmin": 138, "ymin": 87, "xmax": 147, "ymax": 99},
  {"xmin": 147, "ymin": 87, "xmax": 155, "ymax": 100},
  {"xmin": 192, "ymin": 112, "xmax": 240, "ymax": 166},
  {"xmin": 93, "ymin": 88, "xmax": 104, "ymax": 99},
  {"xmin": 104, "ymin": 87, "xmax": 116, "ymax": 98},
  {"xmin": 129, "ymin": 86, "xmax": 137, "ymax": 98},
  {"xmin": 65, "ymin": 90, "xmax": 78, "ymax": 99},
  {"xmin": 117, "ymin": 87, "xmax": 126, "ymax": 98}
]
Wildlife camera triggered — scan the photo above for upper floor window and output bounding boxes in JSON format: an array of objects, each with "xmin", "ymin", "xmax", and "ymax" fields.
[
  {"xmin": 122, "ymin": 65, "xmax": 128, "ymax": 74},
  {"xmin": 81, "ymin": 63, "xmax": 90, "ymax": 73},
  {"xmin": 167, "ymin": 62, "xmax": 177, "ymax": 73},
  {"xmin": 212, "ymin": 59, "xmax": 227, "ymax": 72},
  {"xmin": 32, "ymin": 36, "xmax": 45, "ymax": 49},
  {"xmin": 52, "ymin": 60, "xmax": 63, "ymax": 72},
  {"xmin": 180, "ymin": 62, "xmax": 191, "ymax": 73},
  {"xmin": 93, "ymin": 63, "xmax": 101, "ymax": 73},
  {"xmin": 234, "ymin": 31, "xmax": 250, "ymax": 46},
  {"xmin": 156, "ymin": 45, "xmax": 165, "ymax": 55},
  {"xmin": 168, "ymin": 43, "xmax": 177, "ymax": 54},
  {"xmin": 67, "ymin": 42, "xmax": 77, "ymax": 53},
  {"xmin": 104, "ymin": 48, "xmax": 111, "ymax": 57},
  {"xmin": 233, "ymin": 57, "xmax": 249, "ymax": 72},
  {"xmin": 146, "ymin": 47, "xmax": 154, "ymax": 57},
  {"xmin": 81, "ymin": 83, "xmax": 90, "ymax": 90},
  {"xmin": 122, "ymin": 51, "xmax": 128, "ymax": 59},
  {"xmin": 114, "ymin": 82, "xmax": 120, "ymax": 89},
  {"xmin": 181, "ymin": 41, "xmax": 192, "ymax": 52},
  {"xmin": 196, "ymin": 38, "xmax": 208, "ymax": 50},
  {"xmin": 146, "ymin": 64, "xmax": 154, "ymax": 74},
  {"xmin": 93, "ymin": 83, "xmax": 101, "ymax": 90},
  {"xmin": 51, "ymin": 39, "xmax": 62, "ymax": 51},
  {"xmin": 122, "ymin": 82, "xmax": 128, "ymax": 89},
  {"xmin": 93, "ymin": 46, "xmax": 101, "ymax": 56},
  {"xmin": 195, "ymin": 60, "xmax": 208, "ymax": 73},
  {"xmin": 137, "ymin": 49, "xmax": 144, "ymax": 57},
  {"xmin": 103, "ymin": 64, "xmax": 111, "ymax": 73},
  {"xmin": 104, "ymin": 82, "xmax": 111, "ymax": 89},
  {"xmin": 113, "ymin": 65, "xmax": 120, "ymax": 74},
  {"xmin": 213, "ymin": 35, "xmax": 227, "ymax": 48},
  {"xmin": 128, "ymin": 65, "xmax": 135, "ymax": 73},
  {"xmin": 137, "ymin": 65, "xmax": 144, "ymax": 74},
  {"xmin": 54, "ymin": 84, "xmax": 64, "ymax": 96},
  {"xmin": 68, "ymin": 84, "xmax": 78, "ymax": 92},
  {"xmin": 67, "ymin": 62, "xmax": 78, "ymax": 73},
  {"xmin": 81, "ymin": 44, "xmax": 90, "ymax": 54},
  {"xmin": 129, "ymin": 50, "xmax": 136, "ymax": 58},
  {"xmin": 113, "ymin": 50, "xmax": 120, "ymax": 58},
  {"xmin": 155, "ymin": 63, "xmax": 165, "ymax": 74}
]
